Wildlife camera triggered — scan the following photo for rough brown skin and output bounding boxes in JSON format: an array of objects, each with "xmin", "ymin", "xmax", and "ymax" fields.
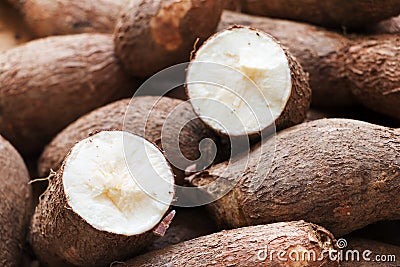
[
  {"xmin": 0, "ymin": 34, "xmax": 137, "ymax": 157},
  {"xmin": 116, "ymin": 221, "xmax": 338, "ymax": 267},
  {"xmin": 7, "ymin": 0, "xmax": 123, "ymax": 37},
  {"xmin": 218, "ymin": 11, "xmax": 356, "ymax": 107},
  {"xmin": 264, "ymin": 31, "xmax": 311, "ymax": 132},
  {"xmin": 219, "ymin": 11, "xmax": 400, "ymax": 117},
  {"xmin": 345, "ymin": 35, "xmax": 400, "ymax": 120},
  {"xmin": 145, "ymin": 207, "xmax": 217, "ymax": 252},
  {"xmin": 368, "ymin": 15, "xmax": 400, "ymax": 34},
  {"xmin": 38, "ymin": 96, "xmax": 219, "ymax": 185},
  {"xmin": 0, "ymin": 1, "xmax": 33, "ymax": 51},
  {"xmin": 342, "ymin": 238, "xmax": 400, "ymax": 266},
  {"xmin": 30, "ymin": 133, "xmax": 176, "ymax": 267},
  {"xmin": 240, "ymin": 0, "xmax": 400, "ymax": 29},
  {"xmin": 187, "ymin": 26, "xmax": 311, "ymax": 137},
  {"xmin": 190, "ymin": 119, "xmax": 400, "ymax": 237},
  {"xmin": 114, "ymin": 0, "xmax": 224, "ymax": 78},
  {"xmin": 0, "ymin": 135, "xmax": 32, "ymax": 267}
]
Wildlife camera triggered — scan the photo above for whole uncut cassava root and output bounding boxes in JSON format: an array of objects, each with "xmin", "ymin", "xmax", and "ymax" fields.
[
  {"xmin": 0, "ymin": 34, "xmax": 136, "ymax": 156},
  {"xmin": 240, "ymin": 0, "xmax": 400, "ymax": 29},
  {"xmin": 0, "ymin": 135, "xmax": 32, "ymax": 267},
  {"xmin": 219, "ymin": 11, "xmax": 400, "ymax": 119},
  {"xmin": 190, "ymin": 118, "xmax": 400, "ymax": 236},
  {"xmin": 38, "ymin": 96, "xmax": 219, "ymax": 185},
  {"xmin": 7, "ymin": 0, "xmax": 123, "ymax": 36},
  {"xmin": 186, "ymin": 26, "xmax": 311, "ymax": 138},
  {"xmin": 115, "ymin": 221, "xmax": 339, "ymax": 267},
  {"xmin": 344, "ymin": 35, "xmax": 400, "ymax": 120},
  {"xmin": 114, "ymin": 0, "xmax": 224, "ymax": 77},
  {"xmin": 30, "ymin": 131, "xmax": 176, "ymax": 266}
]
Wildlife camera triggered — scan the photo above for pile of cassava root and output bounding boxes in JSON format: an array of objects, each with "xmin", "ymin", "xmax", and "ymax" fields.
[{"xmin": 1, "ymin": 0, "xmax": 400, "ymax": 266}]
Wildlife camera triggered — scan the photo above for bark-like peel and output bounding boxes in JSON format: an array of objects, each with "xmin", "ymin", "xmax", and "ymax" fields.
[
  {"xmin": 191, "ymin": 118, "xmax": 400, "ymax": 236},
  {"xmin": 114, "ymin": 0, "xmax": 224, "ymax": 77},
  {"xmin": 0, "ymin": 135, "xmax": 32, "ymax": 267},
  {"xmin": 0, "ymin": 34, "xmax": 137, "ymax": 156},
  {"xmin": 116, "ymin": 221, "xmax": 338, "ymax": 267}
]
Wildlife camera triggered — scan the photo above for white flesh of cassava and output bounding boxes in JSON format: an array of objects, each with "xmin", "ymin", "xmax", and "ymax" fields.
[
  {"xmin": 62, "ymin": 131, "xmax": 174, "ymax": 235},
  {"xmin": 187, "ymin": 27, "xmax": 291, "ymax": 136}
]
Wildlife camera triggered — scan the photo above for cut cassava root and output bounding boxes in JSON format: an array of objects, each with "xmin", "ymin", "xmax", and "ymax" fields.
[
  {"xmin": 190, "ymin": 118, "xmax": 400, "ymax": 236},
  {"xmin": 116, "ymin": 221, "xmax": 338, "ymax": 267},
  {"xmin": 7, "ymin": 0, "xmax": 123, "ymax": 36},
  {"xmin": 0, "ymin": 33, "xmax": 136, "ymax": 156},
  {"xmin": 114, "ymin": 0, "xmax": 224, "ymax": 77},
  {"xmin": 219, "ymin": 11, "xmax": 400, "ymax": 119},
  {"xmin": 240, "ymin": 0, "xmax": 400, "ymax": 29},
  {"xmin": 38, "ymin": 96, "xmax": 219, "ymax": 184},
  {"xmin": 218, "ymin": 11, "xmax": 355, "ymax": 107},
  {"xmin": 30, "ymin": 131, "xmax": 175, "ymax": 266},
  {"xmin": 0, "ymin": 135, "xmax": 32, "ymax": 267},
  {"xmin": 186, "ymin": 26, "xmax": 311, "ymax": 137}
]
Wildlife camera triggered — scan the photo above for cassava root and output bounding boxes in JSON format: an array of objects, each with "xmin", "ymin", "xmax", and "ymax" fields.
[
  {"xmin": 30, "ymin": 131, "xmax": 176, "ymax": 266},
  {"xmin": 38, "ymin": 96, "xmax": 219, "ymax": 185},
  {"xmin": 219, "ymin": 11, "xmax": 400, "ymax": 119},
  {"xmin": 0, "ymin": 135, "xmax": 32, "ymax": 267},
  {"xmin": 191, "ymin": 118, "xmax": 400, "ymax": 236},
  {"xmin": 116, "ymin": 221, "xmax": 338, "ymax": 267},
  {"xmin": 0, "ymin": 33, "xmax": 136, "ymax": 156}
]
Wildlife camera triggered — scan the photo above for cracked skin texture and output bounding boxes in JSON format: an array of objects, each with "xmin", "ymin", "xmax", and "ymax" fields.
[
  {"xmin": 114, "ymin": 0, "xmax": 223, "ymax": 77},
  {"xmin": 0, "ymin": 135, "xmax": 32, "ymax": 267},
  {"xmin": 0, "ymin": 34, "xmax": 136, "ymax": 156},
  {"xmin": 345, "ymin": 35, "xmax": 400, "ymax": 120},
  {"xmin": 116, "ymin": 221, "xmax": 339, "ymax": 267},
  {"xmin": 191, "ymin": 118, "xmax": 400, "ymax": 236}
]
